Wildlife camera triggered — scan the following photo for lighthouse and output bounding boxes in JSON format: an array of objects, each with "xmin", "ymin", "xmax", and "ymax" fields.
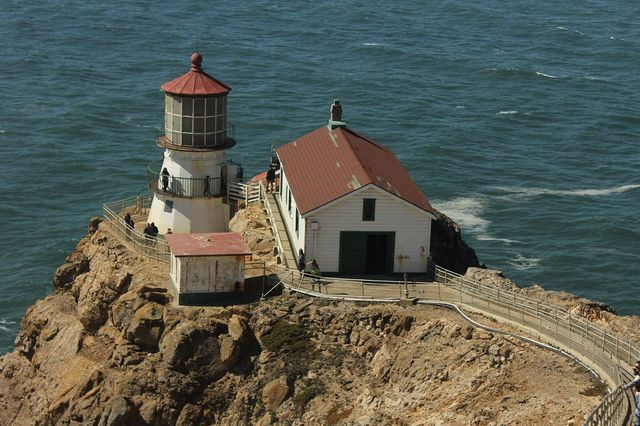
[{"xmin": 147, "ymin": 52, "xmax": 242, "ymax": 234}]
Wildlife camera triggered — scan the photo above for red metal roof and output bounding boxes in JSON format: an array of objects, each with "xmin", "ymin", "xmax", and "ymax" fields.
[
  {"xmin": 165, "ymin": 232, "xmax": 251, "ymax": 257},
  {"xmin": 161, "ymin": 52, "xmax": 231, "ymax": 96},
  {"xmin": 277, "ymin": 126, "xmax": 433, "ymax": 215}
]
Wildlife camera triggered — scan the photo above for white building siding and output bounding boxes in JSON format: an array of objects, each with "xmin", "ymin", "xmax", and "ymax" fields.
[
  {"xmin": 277, "ymin": 169, "xmax": 306, "ymax": 257},
  {"xmin": 304, "ymin": 186, "xmax": 431, "ymax": 273},
  {"xmin": 172, "ymin": 254, "xmax": 244, "ymax": 294}
]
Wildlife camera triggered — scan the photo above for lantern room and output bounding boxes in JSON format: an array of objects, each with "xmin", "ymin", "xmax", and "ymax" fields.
[{"xmin": 160, "ymin": 52, "xmax": 234, "ymax": 149}]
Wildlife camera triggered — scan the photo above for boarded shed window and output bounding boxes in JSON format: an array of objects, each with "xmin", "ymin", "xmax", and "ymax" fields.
[{"xmin": 362, "ymin": 198, "xmax": 376, "ymax": 221}]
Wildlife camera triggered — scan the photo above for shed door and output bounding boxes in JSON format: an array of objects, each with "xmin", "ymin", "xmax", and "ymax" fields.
[{"xmin": 339, "ymin": 232, "xmax": 395, "ymax": 275}]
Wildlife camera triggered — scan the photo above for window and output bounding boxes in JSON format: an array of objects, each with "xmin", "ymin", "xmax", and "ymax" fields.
[
  {"xmin": 362, "ymin": 198, "xmax": 376, "ymax": 221},
  {"xmin": 164, "ymin": 199, "xmax": 174, "ymax": 213},
  {"xmin": 288, "ymin": 189, "xmax": 292, "ymax": 214},
  {"xmin": 295, "ymin": 209, "xmax": 299, "ymax": 236}
]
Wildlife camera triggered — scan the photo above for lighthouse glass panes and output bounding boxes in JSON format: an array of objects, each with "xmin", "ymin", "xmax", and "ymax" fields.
[{"xmin": 164, "ymin": 94, "xmax": 227, "ymax": 147}]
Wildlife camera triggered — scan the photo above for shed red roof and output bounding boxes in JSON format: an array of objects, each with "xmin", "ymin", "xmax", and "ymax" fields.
[
  {"xmin": 276, "ymin": 126, "xmax": 433, "ymax": 215},
  {"xmin": 161, "ymin": 52, "xmax": 231, "ymax": 96},
  {"xmin": 165, "ymin": 232, "xmax": 251, "ymax": 257}
]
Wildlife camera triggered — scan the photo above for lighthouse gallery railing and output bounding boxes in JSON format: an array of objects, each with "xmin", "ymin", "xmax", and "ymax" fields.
[{"xmin": 147, "ymin": 160, "xmax": 224, "ymax": 199}]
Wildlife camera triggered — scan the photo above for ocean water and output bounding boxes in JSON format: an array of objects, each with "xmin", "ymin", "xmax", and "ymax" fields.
[{"xmin": 1, "ymin": 0, "xmax": 638, "ymax": 354}]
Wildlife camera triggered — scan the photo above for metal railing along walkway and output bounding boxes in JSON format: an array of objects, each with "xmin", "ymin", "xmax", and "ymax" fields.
[
  {"xmin": 264, "ymin": 264, "xmax": 636, "ymax": 426},
  {"xmin": 102, "ymin": 195, "xmax": 170, "ymax": 263}
]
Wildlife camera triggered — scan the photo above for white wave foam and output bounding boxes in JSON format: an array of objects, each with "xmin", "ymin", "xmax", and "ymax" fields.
[
  {"xmin": 494, "ymin": 184, "xmax": 640, "ymax": 198},
  {"xmin": 476, "ymin": 235, "xmax": 522, "ymax": 244},
  {"xmin": 0, "ymin": 326, "xmax": 10, "ymax": 332},
  {"xmin": 535, "ymin": 71, "xmax": 559, "ymax": 79},
  {"xmin": 432, "ymin": 197, "xmax": 490, "ymax": 235},
  {"xmin": 507, "ymin": 254, "xmax": 541, "ymax": 270},
  {"xmin": 454, "ymin": 105, "xmax": 465, "ymax": 109},
  {"xmin": 362, "ymin": 42, "xmax": 381, "ymax": 47},
  {"xmin": 496, "ymin": 110, "xmax": 518, "ymax": 115},
  {"xmin": 557, "ymin": 26, "xmax": 567, "ymax": 30},
  {"xmin": 0, "ymin": 319, "xmax": 16, "ymax": 325}
]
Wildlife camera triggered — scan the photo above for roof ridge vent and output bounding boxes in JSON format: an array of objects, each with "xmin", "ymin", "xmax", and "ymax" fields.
[{"xmin": 328, "ymin": 100, "xmax": 347, "ymax": 131}]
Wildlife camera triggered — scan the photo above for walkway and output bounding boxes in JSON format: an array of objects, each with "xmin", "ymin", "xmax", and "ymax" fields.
[
  {"xmin": 261, "ymin": 191, "xmax": 297, "ymax": 269},
  {"xmin": 260, "ymin": 187, "xmax": 635, "ymax": 426}
]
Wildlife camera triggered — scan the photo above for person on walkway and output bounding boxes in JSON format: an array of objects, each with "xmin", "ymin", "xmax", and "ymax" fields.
[
  {"xmin": 204, "ymin": 175, "xmax": 211, "ymax": 196},
  {"xmin": 266, "ymin": 165, "xmax": 276, "ymax": 193},
  {"xmin": 297, "ymin": 249, "xmax": 306, "ymax": 273},
  {"xmin": 143, "ymin": 223, "xmax": 152, "ymax": 241},
  {"xmin": 161, "ymin": 168, "xmax": 170, "ymax": 192},
  {"xmin": 309, "ymin": 259, "xmax": 320, "ymax": 276},
  {"xmin": 124, "ymin": 213, "xmax": 134, "ymax": 229},
  {"xmin": 149, "ymin": 222, "xmax": 159, "ymax": 238},
  {"xmin": 166, "ymin": 228, "xmax": 173, "ymax": 234},
  {"xmin": 124, "ymin": 213, "xmax": 134, "ymax": 239},
  {"xmin": 620, "ymin": 362, "xmax": 640, "ymax": 426}
]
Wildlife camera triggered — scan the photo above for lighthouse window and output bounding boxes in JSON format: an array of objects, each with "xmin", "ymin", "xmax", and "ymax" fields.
[
  {"xmin": 206, "ymin": 117, "xmax": 215, "ymax": 132},
  {"xmin": 207, "ymin": 98, "xmax": 217, "ymax": 114},
  {"xmin": 182, "ymin": 98, "xmax": 192, "ymax": 115},
  {"xmin": 172, "ymin": 115, "xmax": 181, "ymax": 132},
  {"xmin": 182, "ymin": 117, "xmax": 192, "ymax": 132},
  {"xmin": 194, "ymin": 98, "xmax": 205, "ymax": 116},
  {"xmin": 194, "ymin": 118, "xmax": 205, "ymax": 133},
  {"xmin": 172, "ymin": 97, "xmax": 181, "ymax": 115}
]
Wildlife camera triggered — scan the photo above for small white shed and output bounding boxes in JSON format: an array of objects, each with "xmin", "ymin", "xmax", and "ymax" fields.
[{"xmin": 165, "ymin": 232, "xmax": 252, "ymax": 305}]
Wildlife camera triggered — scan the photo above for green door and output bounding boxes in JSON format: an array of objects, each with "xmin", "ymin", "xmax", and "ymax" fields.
[
  {"xmin": 339, "ymin": 232, "xmax": 366, "ymax": 274},
  {"xmin": 339, "ymin": 232, "xmax": 395, "ymax": 275}
]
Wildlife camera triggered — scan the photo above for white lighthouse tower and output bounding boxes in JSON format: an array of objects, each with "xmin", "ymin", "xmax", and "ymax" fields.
[{"xmin": 147, "ymin": 52, "xmax": 242, "ymax": 234}]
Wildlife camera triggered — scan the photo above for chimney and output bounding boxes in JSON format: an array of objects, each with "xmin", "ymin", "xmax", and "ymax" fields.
[{"xmin": 328, "ymin": 100, "xmax": 346, "ymax": 131}]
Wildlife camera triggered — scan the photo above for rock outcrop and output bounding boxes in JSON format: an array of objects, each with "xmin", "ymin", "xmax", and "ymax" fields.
[
  {"xmin": 430, "ymin": 207, "xmax": 481, "ymax": 274},
  {"xmin": 1, "ymin": 210, "xmax": 638, "ymax": 425}
]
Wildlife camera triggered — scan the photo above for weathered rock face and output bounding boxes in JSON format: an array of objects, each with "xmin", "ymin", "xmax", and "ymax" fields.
[
  {"xmin": 430, "ymin": 207, "xmax": 481, "ymax": 274},
  {"xmin": 2, "ymin": 215, "xmax": 639, "ymax": 425}
]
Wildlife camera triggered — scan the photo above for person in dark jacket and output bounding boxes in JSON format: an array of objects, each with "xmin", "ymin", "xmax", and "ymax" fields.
[
  {"xmin": 266, "ymin": 165, "xmax": 276, "ymax": 193},
  {"xmin": 161, "ymin": 168, "xmax": 170, "ymax": 192},
  {"xmin": 297, "ymin": 249, "xmax": 306, "ymax": 273}
]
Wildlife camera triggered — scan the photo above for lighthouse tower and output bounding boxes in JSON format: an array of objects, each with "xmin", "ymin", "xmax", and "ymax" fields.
[{"xmin": 147, "ymin": 52, "xmax": 242, "ymax": 234}]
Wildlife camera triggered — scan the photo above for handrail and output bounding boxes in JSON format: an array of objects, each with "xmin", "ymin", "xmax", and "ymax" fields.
[
  {"xmin": 260, "ymin": 182, "xmax": 288, "ymax": 268},
  {"xmin": 102, "ymin": 195, "xmax": 170, "ymax": 263},
  {"xmin": 147, "ymin": 160, "xmax": 225, "ymax": 198},
  {"xmin": 270, "ymin": 261, "xmax": 637, "ymax": 426}
]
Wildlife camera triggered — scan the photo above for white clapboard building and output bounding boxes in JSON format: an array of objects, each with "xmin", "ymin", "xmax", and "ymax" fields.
[{"xmin": 275, "ymin": 101, "xmax": 436, "ymax": 275}]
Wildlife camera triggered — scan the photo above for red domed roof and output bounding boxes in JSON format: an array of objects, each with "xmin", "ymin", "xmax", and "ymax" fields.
[{"xmin": 161, "ymin": 52, "xmax": 231, "ymax": 96}]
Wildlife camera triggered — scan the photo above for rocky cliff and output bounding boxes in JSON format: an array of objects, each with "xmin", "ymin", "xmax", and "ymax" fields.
[
  {"xmin": 0, "ymin": 207, "xmax": 636, "ymax": 425},
  {"xmin": 429, "ymin": 208, "xmax": 481, "ymax": 274}
]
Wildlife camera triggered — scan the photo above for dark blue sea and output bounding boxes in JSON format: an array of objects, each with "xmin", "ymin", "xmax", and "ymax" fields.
[{"xmin": 1, "ymin": 1, "xmax": 639, "ymax": 353}]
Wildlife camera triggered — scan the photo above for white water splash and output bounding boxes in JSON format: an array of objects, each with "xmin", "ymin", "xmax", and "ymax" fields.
[
  {"xmin": 496, "ymin": 110, "xmax": 518, "ymax": 115},
  {"xmin": 508, "ymin": 253, "xmax": 541, "ymax": 270},
  {"xmin": 433, "ymin": 197, "xmax": 489, "ymax": 234},
  {"xmin": 535, "ymin": 71, "xmax": 559, "ymax": 79},
  {"xmin": 494, "ymin": 184, "xmax": 640, "ymax": 198}
]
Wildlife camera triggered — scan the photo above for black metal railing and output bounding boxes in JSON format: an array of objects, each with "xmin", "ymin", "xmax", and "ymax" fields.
[{"xmin": 147, "ymin": 161, "xmax": 225, "ymax": 198}]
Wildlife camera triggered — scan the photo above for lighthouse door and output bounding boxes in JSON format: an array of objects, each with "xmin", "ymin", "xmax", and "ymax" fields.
[{"xmin": 221, "ymin": 166, "xmax": 228, "ymax": 195}]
